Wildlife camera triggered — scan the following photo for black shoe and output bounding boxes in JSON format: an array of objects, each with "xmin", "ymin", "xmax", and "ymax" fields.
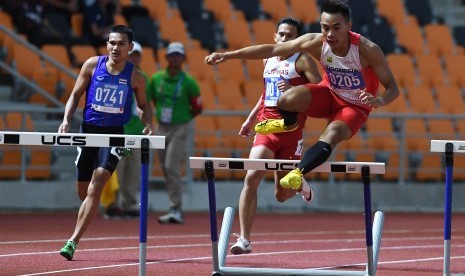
[{"xmin": 104, "ymin": 207, "xmax": 125, "ymax": 219}]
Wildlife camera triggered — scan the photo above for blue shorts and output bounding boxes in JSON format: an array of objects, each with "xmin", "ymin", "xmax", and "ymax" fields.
[{"xmin": 75, "ymin": 123, "xmax": 125, "ymax": 181}]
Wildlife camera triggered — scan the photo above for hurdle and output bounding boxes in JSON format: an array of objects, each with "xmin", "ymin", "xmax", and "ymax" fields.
[
  {"xmin": 431, "ymin": 140, "xmax": 465, "ymax": 276},
  {"xmin": 0, "ymin": 131, "xmax": 165, "ymax": 276},
  {"xmin": 189, "ymin": 157, "xmax": 386, "ymax": 276}
]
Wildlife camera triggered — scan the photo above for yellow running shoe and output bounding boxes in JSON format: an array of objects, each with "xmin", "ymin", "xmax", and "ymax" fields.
[
  {"xmin": 254, "ymin": 119, "xmax": 298, "ymax": 135},
  {"xmin": 280, "ymin": 168, "xmax": 303, "ymax": 189}
]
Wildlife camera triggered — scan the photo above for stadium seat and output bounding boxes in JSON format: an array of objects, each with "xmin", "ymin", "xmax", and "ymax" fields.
[
  {"xmin": 157, "ymin": 14, "xmax": 190, "ymax": 46},
  {"xmin": 223, "ymin": 18, "xmax": 253, "ymax": 49},
  {"xmin": 12, "ymin": 44, "xmax": 43, "ymax": 79},
  {"xmin": 414, "ymin": 153, "xmax": 443, "ymax": 182},
  {"xmin": 386, "ymin": 53, "xmax": 418, "ymax": 87},
  {"xmin": 139, "ymin": 47, "xmax": 158, "ymax": 76},
  {"xmin": 214, "ymin": 80, "xmax": 247, "ymax": 110},
  {"xmin": 140, "ymin": 0, "xmax": 169, "ymax": 20},
  {"xmin": 428, "ymin": 119, "xmax": 456, "ymax": 140},
  {"xmin": 414, "ymin": 54, "xmax": 447, "ymax": 87},
  {"xmin": 251, "ymin": 19, "xmax": 276, "ymax": 44},
  {"xmin": 242, "ymin": 79, "xmax": 264, "ymax": 109},
  {"xmin": 187, "ymin": 14, "xmax": 217, "ymax": 52},
  {"xmin": 194, "ymin": 115, "xmax": 218, "ymax": 134},
  {"xmin": 395, "ymin": 21, "xmax": 427, "ymax": 56},
  {"xmin": 365, "ymin": 16, "xmax": 396, "ymax": 54},
  {"xmin": 377, "ymin": 90, "xmax": 409, "ymax": 113},
  {"xmin": 70, "ymin": 45, "xmax": 97, "ymax": 68},
  {"xmin": 186, "ymin": 48, "xmax": 215, "ymax": 81},
  {"xmin": 70, "ymin": 13, "xmax": 83, "ymax": 38},
  {"xmin": 424, "ymin": 24, "xmax": 457, "ymax": 57},
  {"xmin": 435, "ymin": 85, "xmax": 465, "ymax": 114},
  {"xmin": 376, "ymin": 0, "xmax": 406, "ymax": 27},
  {"xmin": 175, "ymin": 0, "xmax": 204, "ymax": 21},
  {"xmin": 30, "ymin": 67, "xmax": 60, "ymax": 106},
  {"xmin": 348, "ymin": 0, "xmax": 376, "ymax": 26},
  {"xmin": 260, "ymin": 0, "xmax": 289, "ymax": 22},
  {"xmin": 42, "ymin": 44, "xmax": 72, "ymax": 68},
  {"xmin": 197, "ymin": 80, "xmax": 218, "ymax": 110},
  {"xmin": 405, "ymin": 84, "xmax": 438, "ymax": 113},
  {"xmin": 453, "ymin": 26, "xmax": 465, "ymax": 49},
  {"xmin": 443, "ymin": 53, "xmax": 465, "ymax": 88},
  {"xmin": 288, "ymin": 0, "xmax": 319, "ymax": 24},
  {"xmin": 215, "ymin": 59, "xmax": 246, "ymax": 83},
  {"xmin": 204, "ymin": 0, "xmax": 233, "ymax": 22},
  {"xmin": 244, "ymin": 59, "xmax": 264, "ymax": 81}
]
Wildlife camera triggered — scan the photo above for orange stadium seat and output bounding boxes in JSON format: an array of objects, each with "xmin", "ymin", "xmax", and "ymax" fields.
[
  {"xmin": 424, "ymin": 24, "xmax": 457, "ymax": 57},
  {"xmin": 414, "ymin": 54, "xmax": 447, "ymax": 88},
  {"xmin": 70, "ymin": 14, "xmax": 83, "ymax": 38},
  {"xmin": 435, "ymin": 85, "xmax": 465, "ymax": 114},
  {"xmin": 197, "ymin": 80, "xmax": 217, "ymax": 109},
  {"xmin": 383, "ymin": 153, "xmax": 406, "ymax": 182},
  {"xmin": 114, "ymin": 14, "xmax": 128, "ymax": 26},
  {"xmin": 260, "ymin": 0, "xmax": 289, "ymax": 22},
  {"xmin": 214, "ymin": 80, "xmax": 246, "ymax": 110},
  {"xmin": 5, "ymin": 112, "xmax": 34, "ymax": 131},
  {"xmin": 428, "ymin": 119, "xmax": 456, "ymax": 140},
  {"xmin": 12, "ymin": 44, "xmax": 43, "ymax": 79},
  {"xmin": 185, "ymin": 48, "xmax": 215, "ymax": 81},
  {"xmin": 288, "ymin": 0, "xmax": 319, "ymax": 24},
  {"xmin": 217, "ymin": 116, "xmax": 245, "ymax": 134},
  {"xmin": 42, "ymin": 44, "xmax": 72, "ymax": 68},
  {"xmin": 242, "ymin": 79, "xmax": 263, "ymax": 109},
  {"xmin": 194, "ymin": 115, "xmax": 218, "ymax": 135},
  {"xmin": 443, "ymin": 54, "xmax": 465, "ymax": 88},
  {"xmin": 71, "ymin": 45, "xmax": 97, "ymax": 68},
  {"xmin": 405, "ymin": 84, "xmax": 438, "ymax": 113},
  {"xmin": 30, "ymin": 67, "xmax": 60, "ymax": 106},
  {"xmin": 376, "ymin": 0, "xmax": 407, "ymax": 26},
  {"xmin": 395, "ymin": 23, "xmax": 426, "ymax": 56},
  {"xmin": 414, "ymin": 153, "xmax": 443, "ymax": 182},
  {"xmin": 455, "ymin": 120, "xmax": 465, "ymax": 140},
  {"xmin": 377, "ymin": 90, "xmax": 409, "ymax": 113},
  {"xmin": 223, "ymin": 18, "xmax": 253, "ymax": 49},
  {"xmin": 141, "ymin": 0, "xmax": 169, "ymax": 20},
  {"xmin": 204, "ymin": 0, "xmax": 233, "ymax": 21},
  {"xmin": 215, "ymin": 59, "xmax": 246, "ymax": 83},
  {"xmin": 251, "ymin": 19, "xmax": 276, "ymax": 44},
  {"xmin": 386, "ymin": 53, "xmax": 419, "ymax": 87},
  {"xmin": 139, "ymin": 47, "xmax": 157, "ymax": 76},
  {"xmin": 244, "ymin": 59, "xmax": 265, "ymax": 81},
  {"xmin": 157, "ymin": 14, "xmax": 190, "ymax": 46}
]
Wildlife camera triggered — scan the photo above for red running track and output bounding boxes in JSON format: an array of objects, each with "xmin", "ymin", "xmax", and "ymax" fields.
[{"xmin": 1, "ymin": 211, "xmax": 465, "ymax": 275}]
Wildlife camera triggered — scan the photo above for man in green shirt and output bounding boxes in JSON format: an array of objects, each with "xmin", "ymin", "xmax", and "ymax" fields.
[{"xmin": 148, "ymin": 42, "xmax": 203, "ymax": 224}]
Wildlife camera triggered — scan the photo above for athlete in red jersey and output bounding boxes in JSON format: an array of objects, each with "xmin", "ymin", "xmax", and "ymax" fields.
[{"xmin": 205, "ymin": 0, "xmax": 399, "ymax": 191}]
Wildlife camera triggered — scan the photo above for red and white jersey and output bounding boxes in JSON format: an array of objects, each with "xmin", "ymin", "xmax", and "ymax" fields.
[
  {"xmin": 320, "ymin": 31, "xmax": 379, "ymax": 109},
  {"xmin": 258, "ymin": 53, "xmax": 308, "ymax": 128}
]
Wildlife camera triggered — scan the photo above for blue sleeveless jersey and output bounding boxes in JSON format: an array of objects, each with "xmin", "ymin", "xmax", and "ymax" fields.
[{"xmin": 83, "ymin": 56, "xmax": 134, "ymax": 126}]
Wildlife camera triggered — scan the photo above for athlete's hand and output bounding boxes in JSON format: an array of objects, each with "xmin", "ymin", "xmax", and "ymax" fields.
[
  {"xmin": 205, "ymin": 52, "xmax": 227, "ymax": 65},
  {"xmin": 359, "ymin": 90, "xmax": 383, "ymax": 108},
  {"xmin": 238, "ymin": 119, "xmax": 254, "ymax": 137},
  {"xmin": 142, "ymin": 125, "xmax": 153, "ymax": 135},
  {"xmin": 58, "ymin": 121, "xmax": 70, "ymax": 133},
  {"xmin": 276, "ymin": 75, "xmax": 291, "ymax": 92}
]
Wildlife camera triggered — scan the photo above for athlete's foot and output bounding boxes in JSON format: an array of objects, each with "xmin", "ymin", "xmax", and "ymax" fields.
[
  {"xmin": 299, "ymin": 178, "xmax": 314, "ymax": 204},
  {"xmin": 280, "ymin": 168, "xmax": 303, "ymax": 189},
  {"xmin": 254, "ymin": 119, "xmax": 298, "ymax": 135}
]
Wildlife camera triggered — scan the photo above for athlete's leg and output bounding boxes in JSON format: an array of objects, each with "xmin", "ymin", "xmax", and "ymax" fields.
[
  {"xmin": 238, "ymin": 145, "xmax": 273, "ymax": 241},
  {"xmin": 69, "ymin": 167, "xmax": 112, "ymax": 244},
  {"xmin": 277, "ymin": 85, "xmax": 313, "ymax": 126}
]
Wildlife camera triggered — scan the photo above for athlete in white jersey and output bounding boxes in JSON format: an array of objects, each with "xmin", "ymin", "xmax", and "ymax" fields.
[{"xmin": 230, "ymin": 18, "xmax": 321, "ymax": 255}]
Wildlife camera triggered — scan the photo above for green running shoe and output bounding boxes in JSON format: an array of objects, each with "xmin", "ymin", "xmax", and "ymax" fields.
[{"xmin": 60, "ymin": 240, "xmax": 77, "ymax": 261}]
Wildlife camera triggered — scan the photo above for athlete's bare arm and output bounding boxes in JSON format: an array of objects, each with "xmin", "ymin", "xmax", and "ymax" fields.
[
  {"xmin": 359, "ymin": 37, "xmax": 399, "ymax": 108},
  {"xmin": 296, "ymin": 53, "xmax": 322, "ymax": 84},
  {"xmin": 205, "ymin": 33, "xmax": 323, "ymax": 64},
  {"xmin": 58, "ymin": 57, "xmax": 98, "ymax": 133},
  {"xmin": 132, "ymin": 68, "xmax": 153, "ymax": 135}
]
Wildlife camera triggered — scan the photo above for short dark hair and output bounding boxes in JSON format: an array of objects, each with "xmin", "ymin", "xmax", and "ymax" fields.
[
  {"xmin": 108, "ymin": 25, "xmax": 134, "ymax": 43},
  {"xmin": 277, "ymin": 17, "xmax": 303, "ymax": 36},
  {"xmin": 320, "ymin": 0, "xmax": 350, "ymax": 22}
]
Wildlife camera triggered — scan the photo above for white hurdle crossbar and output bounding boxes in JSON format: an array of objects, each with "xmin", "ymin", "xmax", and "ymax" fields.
[
  {"xmin": 189, "ymin": 157, "xmax": 386, "ymax": 276},
  {"xmin": 431, "ymin": 140, "xmax": 465, "ymax": 276},
  {"xmin": 0, "ymin": 131, "xmax": 165, "ymax": 276}
]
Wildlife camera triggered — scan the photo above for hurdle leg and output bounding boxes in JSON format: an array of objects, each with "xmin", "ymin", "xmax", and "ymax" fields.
[
  {"xmin": 361, "ymin": 166, "xmax": 375, "ymax": 276},
  {"xmin": 204, "ymin": 161, "xmax": 222, "ymax": 275},
  {"xmin": 444, "ymin": 143, "xmax": 454, "ymax": 276},
  {"xmin": 139, "ymin": 138, "xmax": 150, "ymax": 276},
  {"xmin": 218, "ymin": 207, "xmax": 235, "ymax": 267}
]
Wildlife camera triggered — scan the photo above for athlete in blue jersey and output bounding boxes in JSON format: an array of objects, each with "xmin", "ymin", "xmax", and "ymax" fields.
[{"xmin": 58, "ymin": 25, "xmax": 152, "ymax": 261}]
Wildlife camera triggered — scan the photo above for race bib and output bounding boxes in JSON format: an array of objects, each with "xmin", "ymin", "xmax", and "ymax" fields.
[
  {"xmin": 326, "ymin": 68, "xmax": 365, "ymax": 90},
  {"xmin": 160, "ymin": 107, "xmax": 173, "ymax": 123},
  {"xmin": 91, "ymin": 82, "xmax": 128, "ymax": 114},
  {"xmin": 264, "ymin": 77, "xmax": 281, "ymax": 107}
]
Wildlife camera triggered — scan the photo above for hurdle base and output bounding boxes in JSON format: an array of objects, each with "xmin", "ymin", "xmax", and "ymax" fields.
[{"xmin": 214, "ymin": 207, "xmax": 384, "ymax": 276}]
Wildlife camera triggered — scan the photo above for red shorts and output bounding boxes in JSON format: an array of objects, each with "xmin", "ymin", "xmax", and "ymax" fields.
[
  {"xmin": 252, "ymin": 131, "xmax": 303, "ymax": 160},
  {"xmin": 303, "ymin": 83, "xmax": 370, "ymax": 137}
]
